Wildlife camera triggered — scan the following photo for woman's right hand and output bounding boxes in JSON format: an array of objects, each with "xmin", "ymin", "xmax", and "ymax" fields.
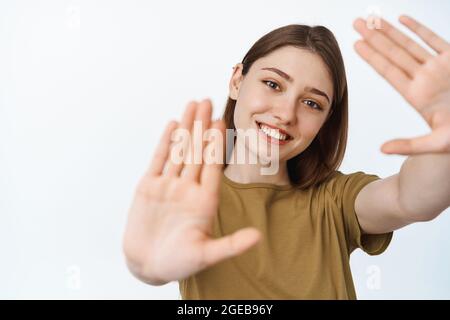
[{"xmin": 122, "ymin": 99, "xmax": 261, "ymax": 285}]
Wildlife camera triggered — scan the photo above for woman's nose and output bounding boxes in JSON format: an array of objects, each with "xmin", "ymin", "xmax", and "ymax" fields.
[{"xmin": 272, "ymin": 100, "xmax": 297, "ymax": 125}]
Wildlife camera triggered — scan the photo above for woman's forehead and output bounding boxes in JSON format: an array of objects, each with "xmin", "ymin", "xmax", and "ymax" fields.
[{"xmin": 256, "ymin": 47, "xmax": 328, "ymax": 74}]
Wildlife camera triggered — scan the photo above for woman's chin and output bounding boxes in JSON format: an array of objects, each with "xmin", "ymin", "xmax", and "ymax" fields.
[{"xmin": 250, "ymin": 148, "xmax": 286, "ymax": 165}]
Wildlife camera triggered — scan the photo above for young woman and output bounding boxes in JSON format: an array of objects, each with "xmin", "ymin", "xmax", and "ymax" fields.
[{"xmin": 122, "ymin": 15, "xmax": 450, "ymax": 299}]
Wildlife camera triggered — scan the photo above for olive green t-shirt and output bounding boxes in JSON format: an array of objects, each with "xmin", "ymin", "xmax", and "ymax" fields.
[{"xmin": 179, "ymin": 170, "xmax": 393, "ymax": 299}]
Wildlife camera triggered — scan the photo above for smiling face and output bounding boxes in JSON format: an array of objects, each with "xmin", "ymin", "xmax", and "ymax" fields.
[{"xmin": 229, "ymin": 45, "xmax": 334, "ymax": 164}]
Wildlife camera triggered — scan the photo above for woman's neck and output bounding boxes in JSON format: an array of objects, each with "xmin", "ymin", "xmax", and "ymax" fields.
[{"xmin": 223, "ymin": 150, "xmax": 291, "ymax": 186}]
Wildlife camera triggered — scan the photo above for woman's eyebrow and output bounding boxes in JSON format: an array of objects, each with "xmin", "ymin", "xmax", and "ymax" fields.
[
  {"xmin": 261, "ymin": 67, "xmax": 293, "ymax": 82},
  {"xmin": 304, "ymin": 86, "xmax": 330, "ymax": 103},
  {"xmin": 261, "ymin": 67, "xmax": 330, "ymax": 103}
]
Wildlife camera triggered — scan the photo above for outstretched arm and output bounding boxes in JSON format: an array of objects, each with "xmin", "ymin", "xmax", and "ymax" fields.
[{"xmin": 352, "ymin": 15, "xmax": 450, "ymax": 234}]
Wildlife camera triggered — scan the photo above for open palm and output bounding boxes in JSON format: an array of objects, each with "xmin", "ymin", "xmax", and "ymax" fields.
[
  {"xmin": 123, "ymin": 100, "xmax": 261, "ymax": 284},
  {"xmin": 354, "ymin": 15, "xmax": 450, "ymax": 155}
]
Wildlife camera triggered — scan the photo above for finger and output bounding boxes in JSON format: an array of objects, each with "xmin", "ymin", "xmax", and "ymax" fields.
[
  {"xmin": 354, "ymin": 18, "xmax": 421, "ymax": 78},
  {"xmin": 200, "ymin": 227, "xmax": 261, "ymax": 268},
  {"xmin": 146, "ymin": 120, "xmax": 179, "ymax": 177},
  {"xmin": 354, "ymin": 40, "xmax": 410, "ymax": 95},
  {"xmin": 381, "ymin": 131, "xmax": 450, "ymax": 155},
  {"xmin": 166, "ymin": 101, "xmax": 197, "ymax": 177},
  {"xmin": 377, "ymin": 18, "xmax": 432, "ymax": 63},
  {"xmin": 200, "ymin": 120, "xmax": 226, "ymax": 196},
  {"xmin": 399, "ymin": 15, "xmax": 450, "ymax": 54},
  {"xmin": 182, "ymin": 99, "xmax": 212, "ymax": 182}
]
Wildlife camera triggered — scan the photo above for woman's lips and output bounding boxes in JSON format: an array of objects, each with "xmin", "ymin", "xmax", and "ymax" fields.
[
  {"xmin": 255, "ymin": 121, "xmax": 292, "ymax": 146},
  {"xmin": 257, "ymin": 121, "xmax": 291, "ymax": 136}
]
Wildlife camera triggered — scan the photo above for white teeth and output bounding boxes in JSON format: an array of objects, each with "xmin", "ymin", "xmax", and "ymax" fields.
[{"xmin": 258, "ymin": 123, "xmax": 288, "ymax": 141}]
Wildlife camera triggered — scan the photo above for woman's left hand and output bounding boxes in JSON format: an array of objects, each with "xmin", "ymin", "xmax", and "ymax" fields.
[{"xmin": 353, "ymin": 15, "xmax": 450, "ymax": 155}]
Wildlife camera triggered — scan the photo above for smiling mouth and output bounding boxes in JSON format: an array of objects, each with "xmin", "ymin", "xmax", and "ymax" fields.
[{"xmin": 255, "ymin": 121, "xmax": 293, "ymax": 143}]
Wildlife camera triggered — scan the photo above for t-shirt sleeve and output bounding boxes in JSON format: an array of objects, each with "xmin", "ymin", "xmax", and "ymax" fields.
[{"xmin": 325, "ymin": 170, "xmax": 393, "ymax": 255}]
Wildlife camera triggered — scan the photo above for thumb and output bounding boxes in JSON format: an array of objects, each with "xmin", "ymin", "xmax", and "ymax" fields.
[
  {"xmin": 381, "ymin": 131, "xmax": 448, "ymax": 155},
  {"xmin": 200, "ymin": 227, "xmax": 261, "ymax": 268}
]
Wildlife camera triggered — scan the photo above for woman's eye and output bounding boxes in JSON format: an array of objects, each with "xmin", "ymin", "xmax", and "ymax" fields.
[
  {"xmin": 263, "ymin": 80, "xmax": 280, "ymax": 91},
  {"xmin": 304, "ymin": 100, "xmax": 323, "ymax": 111}
]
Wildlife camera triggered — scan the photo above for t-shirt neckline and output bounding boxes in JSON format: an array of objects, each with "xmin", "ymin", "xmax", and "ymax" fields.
[{"xmin": 221, "ymin": 171, "xmax": 294, "ymax": 191}]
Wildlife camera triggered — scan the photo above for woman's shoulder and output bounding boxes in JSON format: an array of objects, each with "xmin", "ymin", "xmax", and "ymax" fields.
[{"xmin": 320, "ymin": 169, "xmax": 381, "ymax": 200}]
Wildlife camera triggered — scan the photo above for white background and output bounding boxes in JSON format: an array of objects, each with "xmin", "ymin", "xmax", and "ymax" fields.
[{"xmin": 1, "ymin": 0, "xmax": 449, "ymax": 299}]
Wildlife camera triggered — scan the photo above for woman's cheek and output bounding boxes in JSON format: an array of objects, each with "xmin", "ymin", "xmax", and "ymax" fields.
[
  {"xmin": 300, "ymin": 113, "xmax": 324, "ymax": 135},
  {"xmin": 241, "ymin": 86, "xmax": 271, "ymax": 114},
  {"xmin": 303, "ymin": 126, "xmax": 321, "ymax": 143},
  {"xmin": 287, "ymin": 126, "xmax": 318, "ymax": 159},
  {"xmin": 289, "ymin": 121, "xmax": 321, "ymax": 154}
]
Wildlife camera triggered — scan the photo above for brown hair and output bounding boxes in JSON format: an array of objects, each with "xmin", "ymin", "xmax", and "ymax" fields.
[{"xmin": 222, "ymin": 24, "xmax": 348, "ymax": 190}]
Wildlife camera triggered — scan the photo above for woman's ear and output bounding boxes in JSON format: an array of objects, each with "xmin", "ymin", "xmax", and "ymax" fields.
[{"xmin": 228, "ymin": 63, "xmax": 244, "ymax": 100}]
